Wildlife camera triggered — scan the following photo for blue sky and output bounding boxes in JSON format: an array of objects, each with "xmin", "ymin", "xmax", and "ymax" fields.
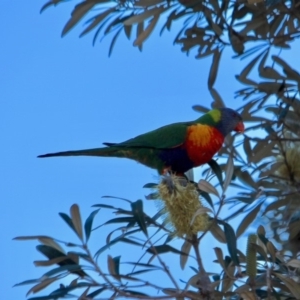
[{"xmin": 2, "ymin": 1, "xmax": 297, "ymax": 299}]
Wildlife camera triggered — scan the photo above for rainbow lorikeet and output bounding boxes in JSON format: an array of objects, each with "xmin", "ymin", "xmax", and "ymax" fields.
[{"xmin": 38, "ymin": 108, "xmax": 244, "ymax": 174}]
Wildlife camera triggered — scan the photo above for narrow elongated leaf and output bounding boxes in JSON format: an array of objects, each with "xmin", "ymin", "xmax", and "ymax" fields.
[
  {"xmin": 236, "ymin": 202, "xmax": 263, "ymax": 238},
  {"xmin": 210, "ymin": 222, "xmax": 226, "ymax": 243},
  {"xmin": 208, "ymin": 159, "xmax": 223, "ymax": 186},
  {"xmin": 214, "ymin": 247, "xmax": 226, "ymax": 271},
  {"xmin": 70, "ymin": 204, "xmax": 83, "ymax": 241},
  {"xmin": 274, "ymin": 273, "xmax": 300, "ymax": 299},
  {"xmin": 80, "ymin": 7, "xmax": 116, "ymax": 37},
  {"xmin": 210, "ymin": 88, "xmax": 225, "ymax": 108},
  {"xmin": 125, "ymin": 262, "xmax": 160, "ymax": 269},
  {"xmin": 36, "ymin": 245, "xmax": 86, "ymax": 277},
  {"xmin": 14, "ymin": 279, "xmax": 41, "ymax": 287},
  {"xmin": 109, "ymin": 27, "xmax": 123, "ymax": 57},
  {"xmin": 198, "ymin": 180, "xmax": 219, "ymax": 198},
  {"xmin": 235, "ymin": 169, "xmax": 257, "ymax": 189},
  {"xmin": 62, "ymin": 1, "xmax": 96, "ymax": 36},
  {"xmin": 34, "ymin": 256, "xmax": 71, "ymax": 266},
  {"xmin": 200, "ymin": 191, "xmax": 214, "ymax": 210},
  {"xmin": 136, "ymin": 0, "xmax": 164, "ymax": 6},
  {"xmin": 124, "ymin": 24, "xmax": 132, "ymax": 39},
  {"xmin": 223, "ymin": 156, "xmax": 233, "ymax": 192},
  {"xmin": 38, "ymin": 237, "xmax": 65, "ymax": 253},
  {"xmin": 92, "ymin": 203, "xmax": 116, "ymax": 209},
  {"xmin": 124, "ymin": 6, "xmax": 164, "ymax": 25},
  {"xmin": 147, "ymin": 244, "xmax": 185, "ymax": 255},
  {"xmin": 121, "ymin": 290, "xmax": 149, "ymax": 297},
  {"xmin": 180, "ymin": 239, "xmax": 192, "ymax": 270},
  {"xmin": 266, "ymin": 241, "xmax": 277, "ymax": 262},
  {"xmin": 26, "ymin": 278, "xmax": 57, "ymax": 296},
  {"xmin": 190, "ymin": 207, "xmax": 212, "ymax": 226},
  {"xmin": 134, "ymin": 14, "xmax": 160, "ymax": 46},
  {"xmin": 59, "ymin": 212, "xmax": 76, "ymax": 233},
  {"xmin": 287, "ymin": 259, "xmax": 300, "ymax": 269},
  {"xmin": 131, "ymin": 200, "xmax": 147, "ymax": 236},
  {"xmin": 192, "ymin": 105, "xmax": 209, "ymax": 113},
  {"xmin": 84, "ymin": 209, "xmax": 100, "ymax": 243},
  {"xmin": 79, "ymin": 287, "xmax": 90, "ymax": 299},
  {"xmin": 42, "ymin": 264, "xmax": 85, "ymax": 277},
  {"xmin": 40, "ymin": 0, "xmax": 59, "ymax": 13},
  {"xmin": 272, "ymin": 55, "xmax": 300, "ymax": 82},
  {"xmin": 240, "ymin": 50, "xmax": 266, "ymax": 79},
  {"xmin": 223, "ymin": 223, "xmax": 239, "ymax": 265},
  {"xmin": 87, "ymin": 288, "xmax": 107, "ymax": 298},
  {"xmin": 94, "ymin": 233, "xmax": 142, "ymax": 257},
  {"xmin": 208, "ymin": 49, "xmax": 222, "ymax": 89},
  {"xmin": 136, "ymin": 22, "xmax": 144, "ymax": 51},
  {"xmin": 104, "ymin": 217, "xmax": 135, "ymax": 225},
  {"xmin": 108, "ymin": 255, "xmax": 121, "ymax": 281},
  {"xmin": 243, "ymin": 136, "xmax": 252, "ymax": 163}
]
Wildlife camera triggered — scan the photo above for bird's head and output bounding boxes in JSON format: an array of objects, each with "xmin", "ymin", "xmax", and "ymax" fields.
[{"xmin": 212, "ymin": 108, "xmax": 244, "ymax": 136}]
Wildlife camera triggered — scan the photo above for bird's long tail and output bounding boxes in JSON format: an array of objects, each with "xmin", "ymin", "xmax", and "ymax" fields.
[{"xmin": 38, "ymin": 147, "xmax": 118, "ymax": 158}]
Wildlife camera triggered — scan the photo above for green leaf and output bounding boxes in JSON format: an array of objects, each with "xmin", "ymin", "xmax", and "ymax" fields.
[
  {"xmin": 274, "ymin": 273, "xmax": 300, "ymax": 299},
  {"xmin": 143, "ymin": 182, "xmax": 158, "ymax": 188},
  {"xmin": 214, "ymin": 247, "xmax": 226, "ymax": 271},
  {"xmin": 208, "ymin": 159, "xmax": 223, "ymax": 186},
  {"xmin": 36, "ymin": 245, "xmax": 86, "ymax": 277},
  {"xmin": 223, "ymin": 156, "xmax": 233, "ymax": 192},
  {"xmin": 131, "ymin": 200, "xmax": 148, "ymax": 236},
  {"xmin": 84, "ymin": 209, "xmax": 100, "ymax": 243},
  {"xmin": 223, "ymin": 222, "xmax": 240, "ymax": 265},
  {"xmin": 59, "ymin": 212, "xmax": 76, "ymax": 233},
  {"xmin": 79, "ymin": 7, "xmax": 116, "ymax": 37},
  {"xmin": 121, "ymin": 290, "xmax": 149, "ymax": 296},
  {"xmin": 124, "ymin": 6, "xmax": 164, "ymax": 25},
  {"xmin": 127, "ymin": 269, "xmax": 156, "ymax": 276},
  {"xmin": 192, "ymin": 105, "xmax": 209, "ymax": 114},
  {"xmin": 210, "ymin": 88, "xmax": 225, "ymax": 108},
  {"xmin": 272, "ymin": 55, "xmax": 300, "ymax": 82},
  {"xmin": 198, "ymin": 179, "xmax": 219, "ymax": 198},
  {"xmin": 62, "ymin": 1, "xmax": 96, "ymax": 37},
  {"xmin": 94, "ymin": 233, "xmax": 142, "ymax": 257},
  {"xmin": 26, "ymin": 278, "xmax": 58, "ymax": 297},
  {"xmin": 92, "ymin": 203, "xmax": 116, "ymax": 209},
  {"xmin": 40, "ymin": 0, "xmax": 60, "ymax": 13},
  {"xmin": 104, "ymin": 217, "xmax": 135, "ymax": 225},
  {"xmin": 180, "ymin": 239, "xmax": 191, "ymax": 270},
  {"xmin": 134, "ymin": 14, "xmax": 160, "ymax": 46},
  {"xmin": 124, "ymin": 262, "xmax": 160, "ymax": 269},
  {"xmin": 107, "ymin": 255, "xmax": 121, "ymax": 281},
  {"xmin": 236, "ymin": 202, "xmax": 263, "ymax": 238},
  {"xmin": 42, "ymin": 264, "xmax": 85, "ymax": 278},
  {"xmin": 14, "ymin": 279, "xmax": 41, "ymax": 287},
  {"xmin": 208, "ymin": 49, "xmax": 222, "ymax": 89},
  {"xmin": 240, "ymin": 50, "xmax": 266, "ymax": 79},
  {"xmin": 70, "ymin": 204, "xmax": 83, "ymax": 241},
  {"xmin": 87, "ymin": 288, "xmax": 107, "ymax": 298},
  {"xmin": 101, "ymin": 195, "xmax": 132, "ymax": 204},
  {"xmin": 200, "ymin": 191, "xmax": 214, "ymax": 210},
  {"xmin": 108, "ymin": 27, "xmax": 123, "ymax": 57},
  {"xmin": 209, "ymin": 222, "xmax": 226, "ymax": 243},
  {"xmin": 146, "ymin": 244, "xmax": 186, "ymax": 255},
  {"xmin": 136, "ymin": 22, "xmax": 144, "ymax": 51}
]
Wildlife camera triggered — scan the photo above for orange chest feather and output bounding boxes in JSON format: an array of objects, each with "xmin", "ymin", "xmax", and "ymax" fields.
[{"xmin": 183, "ymin": 124, "xmax": 224, "ymax": 165}]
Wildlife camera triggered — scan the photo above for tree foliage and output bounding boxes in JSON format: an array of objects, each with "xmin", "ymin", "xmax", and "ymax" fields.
[{"xmin": 14, "ymin": 0, "xmax": 300, "ymax": 299}]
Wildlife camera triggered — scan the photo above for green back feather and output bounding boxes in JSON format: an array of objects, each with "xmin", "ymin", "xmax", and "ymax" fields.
[{"xmin": 111, "ymin": 109, "xmax": 222, "ymax": 149}]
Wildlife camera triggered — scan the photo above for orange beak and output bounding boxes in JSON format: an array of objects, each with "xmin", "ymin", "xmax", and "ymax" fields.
[{"xmin": 234, "ymin": 121, "xmax": 245, "ymax": 133}]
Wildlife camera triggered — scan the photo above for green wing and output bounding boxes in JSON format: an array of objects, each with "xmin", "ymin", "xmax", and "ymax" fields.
[{"xmin": 106, "ymin": 122, "xmax": 190, "ymax": 149}]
